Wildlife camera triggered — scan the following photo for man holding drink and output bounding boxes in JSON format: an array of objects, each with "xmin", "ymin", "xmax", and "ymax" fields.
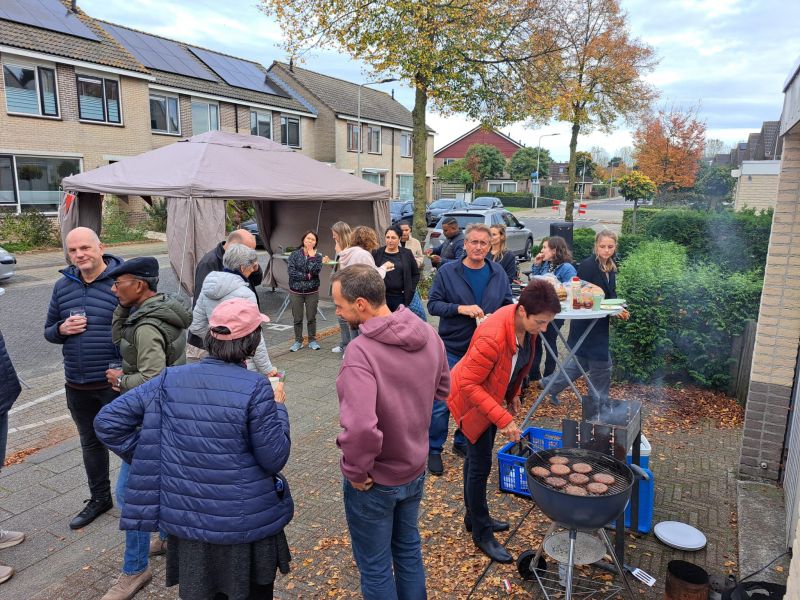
[{"xmin": 44, "ymin": 227, "xmax": 124, "ymax": 530}]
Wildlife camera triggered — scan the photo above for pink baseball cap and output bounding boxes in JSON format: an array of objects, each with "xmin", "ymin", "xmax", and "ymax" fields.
[{"xmin": 209, "ymin": 298, "xmax": 269, "ymax": 340}]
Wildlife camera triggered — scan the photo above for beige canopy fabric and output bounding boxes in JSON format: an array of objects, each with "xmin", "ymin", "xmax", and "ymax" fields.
[{"xmin": 61, "ymin": 131, "xmax": 390, "ymax": 295}]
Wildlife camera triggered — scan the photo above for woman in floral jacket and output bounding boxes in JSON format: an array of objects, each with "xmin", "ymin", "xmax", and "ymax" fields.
[{"xmin": 287, "ymin": 231, "xmax": 323, "ymax": 351}]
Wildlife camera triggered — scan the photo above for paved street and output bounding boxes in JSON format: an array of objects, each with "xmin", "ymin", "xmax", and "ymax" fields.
[{"xmin": 515, "ymin": 197, "xmax": 626, "ymax": 239}]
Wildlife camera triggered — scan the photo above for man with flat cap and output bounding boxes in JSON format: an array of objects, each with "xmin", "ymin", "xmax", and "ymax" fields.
[
  {"xmin": 187, "ymin": 228, "xmax": 262, "ymax": 356},
  {"xmin": 102, "ymin": 256, "xmax": 192, "ymax": 600}
]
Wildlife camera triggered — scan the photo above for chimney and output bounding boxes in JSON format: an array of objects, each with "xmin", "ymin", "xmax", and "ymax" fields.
[
  {"xmin": 391, "ymin": 89, "xmax": 394, "ymax": 99},
  {"xmin": 288, "ymin": 57, "xmax": 294, "ymax": 72},
  {"xmin": 71, "ymin": 0, "xmax": 77, "ymax": 12}
]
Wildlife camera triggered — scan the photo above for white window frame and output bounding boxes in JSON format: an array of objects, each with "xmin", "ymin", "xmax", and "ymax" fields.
[
  {"xmin": 250, "ymin": 109, "xmax": 272, "ymax": 139},
  {"xmin": 149, "ymin": 92, "xmax": 180, "ymax": 135},
  {"xmin": 2, "ymin": 59, "xmax": 60, "ymax": 119},
  {"xmin": 1, "ymin": 153, "xmax": 83, "ymax": 215},
  {"xmin": 280, "ymin": 115, "xmax": 301, "ymax": 148},
  {"xmin": 366, "ymin": 125, "xmax": 381, "ymax": 154},
  {"xmin": 191, "ymin": 99, "xmax": 220, "ymax": 134},
  {"xmin": 487, "ymin": 180, "xmax": 517, "ymax": 193},
  {"xmin": 347, "ymin": 122, "xmax": 361, "ymax": 152},
  {"xmin": 76, "ymin": 72, "xmax": 122, "ymax": 125},
  {"xmin": 400, "ymin": 132, "xmax": 413, "ymax": 158},
  {"xmin": 442, "ymin": 158, "xmax": 457, "ymax": 166}
]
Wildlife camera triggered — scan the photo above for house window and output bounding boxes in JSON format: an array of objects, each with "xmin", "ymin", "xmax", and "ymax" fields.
[
  {"xmin": 488, "ymin": 181, "xmax": 518, "ymax": 193},
  {"xmin": 443, "ymin": 158, "xmax": 456, "ymax": 166},
  {"xmin": 77, "ymin": 75, "xmax": 120, "ymax": 123},
  {"xmin": 14, "ymin": 156, "xmax": 80, "ymax": 213},
  {"xmin": 401, "ymin": 132, "xmax": 412, "ymax": 158},
  {"xmin": 362, "ymin": 171, "xmax": 386, "ymax": 186},
  {"xmin": 0, "ymin": 156, "xmax": 15, "ymax": 204},
  {"xmin": 2, "ymin": 64, "xmax": 58, "ymax": 117},
  {"xmin": 347, "ymin": 123, "xmax": 361, "ymax": 152},
  {"xmin": 281, "ymin": 115, "xmax": 300, "ymax": 147},
  {"xmin": 149, "ymin": 93, "xmax": 180, "ymax": 134},
  {"xmin": 191, "ymin": 100, "xmax": 219, "ymax": 134},
  {"xmin": 502, "ymin": 182, "xmax": 517, "ymax": 193},
  {"xmin": 397, "ymin": 175, "xmax": 413, "ymax": 201},
  {"xmin": 250, "ymin": 110, "xmax": 271, "ymax": 138},
  {"xmin": 367, "ymin": 126, "xmax": 381, "ymax": 153}
]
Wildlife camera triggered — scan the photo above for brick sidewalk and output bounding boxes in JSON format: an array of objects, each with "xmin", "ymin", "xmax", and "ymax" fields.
[{"xmin": 1, "ymin": 325, "xmax": 751, "ymax": 600}]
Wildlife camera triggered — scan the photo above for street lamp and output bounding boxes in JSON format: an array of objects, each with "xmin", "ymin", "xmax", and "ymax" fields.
[
  {"xmin": 357, "ymin": 77, "xmax": 398, "ymax": 179},
  {"xmin": 534, "ymin": 132, "xmax": 560, "ymax": 209}
]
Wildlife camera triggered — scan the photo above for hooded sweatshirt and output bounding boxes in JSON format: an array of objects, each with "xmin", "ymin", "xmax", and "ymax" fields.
[
  {"xmin": 336, "ymin": 306, "xmax": 450, "ymax": 486},
  {"xmin": 189, "ymin": 271, "xmax": 275, "ymax": 375},
  {"xmin": 337, "ymin": 246, "xmax": 386, "ymax": 278}
]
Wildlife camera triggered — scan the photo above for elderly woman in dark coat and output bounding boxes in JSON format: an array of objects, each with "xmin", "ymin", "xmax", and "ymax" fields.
[{"xmin": 95, "ymin": 298, "xmax": 292, "ymax": 600}]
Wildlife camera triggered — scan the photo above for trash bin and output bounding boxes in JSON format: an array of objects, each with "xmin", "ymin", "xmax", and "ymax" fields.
[{"xmin": 549, "ymin": 222, "xmax": 574, "ymax": 251}]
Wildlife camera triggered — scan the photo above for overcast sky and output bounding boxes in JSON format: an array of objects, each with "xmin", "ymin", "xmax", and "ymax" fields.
[{"xmin": 80, "ymin": 0, "xmax": 800, "ymax": 161}]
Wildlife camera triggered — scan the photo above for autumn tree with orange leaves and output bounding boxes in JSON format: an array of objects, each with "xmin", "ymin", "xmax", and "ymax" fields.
[
  {"xmin": 258, "ymin": 0, "xmax": 560, "ymax": 240},
  {"xmin": 633, "ymin": 107, "xmax": 706, "ymax": 192},
  {"xmin": 531, "ymin": 0, "xmax": 658, "ymax": 220}
]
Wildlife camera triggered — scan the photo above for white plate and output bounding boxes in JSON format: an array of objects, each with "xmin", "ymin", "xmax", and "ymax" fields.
[{"xmin": 654, "ymin": 521, "xmax": 707, "ymax": 551}]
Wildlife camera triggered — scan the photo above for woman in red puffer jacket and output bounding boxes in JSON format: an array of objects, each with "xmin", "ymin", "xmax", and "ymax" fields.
[{"xmin": 447, "ymin": 279, "xmax": 560, "ymax": 564}]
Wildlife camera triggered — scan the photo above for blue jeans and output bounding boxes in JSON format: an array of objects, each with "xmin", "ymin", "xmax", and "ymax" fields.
[
  {"xmin": 429, "ymin": 352, "xmax": 466, "ymax": 454},
  {"xmin": 0, "ymin": 411, "xmax": 8, "ymax": 469},
  {"xmin": 115, "ymin": 461, "xmax": 165, "ymax": 575},
  {"xmin": 343, "ymin": 474, "xmax": 427, "ymax": 600}
]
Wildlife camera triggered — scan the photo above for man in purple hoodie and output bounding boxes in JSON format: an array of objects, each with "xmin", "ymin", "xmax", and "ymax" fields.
[{"xmin": 332, "ymin": 264, "xmax": 450, "ymax": 600}]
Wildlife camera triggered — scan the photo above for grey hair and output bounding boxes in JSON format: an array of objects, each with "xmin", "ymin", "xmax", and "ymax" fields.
[
  {"xmin": 331, "ymin": 263, "xmax": 386, "ymax": 308},
  {"xmin": 465, "ymin": 223, "xmax": 491, "ymax": 239},
  {"xmin": 223, "ymin": 243, "xmax": 258, "ymax": 272}
]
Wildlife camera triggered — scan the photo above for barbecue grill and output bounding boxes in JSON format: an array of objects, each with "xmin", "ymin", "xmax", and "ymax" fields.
[{"xmin": 518, "ymin": 447, "xmax": 647, "ymax": 600}]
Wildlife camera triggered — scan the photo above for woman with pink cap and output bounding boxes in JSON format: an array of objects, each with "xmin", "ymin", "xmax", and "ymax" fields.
[{"xmin": 96, "ymin": 298, "xmax": 293, "ymax": 600}]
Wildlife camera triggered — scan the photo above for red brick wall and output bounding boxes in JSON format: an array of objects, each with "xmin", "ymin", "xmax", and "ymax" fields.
[{"xmin": 435, "ymin": 129, "xmax": 523, "ymax": 159}]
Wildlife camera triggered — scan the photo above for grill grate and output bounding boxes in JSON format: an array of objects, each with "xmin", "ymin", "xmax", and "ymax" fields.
[{"xmin": 528, "ymin": 449, "xmax": 632, "ymax": 496}]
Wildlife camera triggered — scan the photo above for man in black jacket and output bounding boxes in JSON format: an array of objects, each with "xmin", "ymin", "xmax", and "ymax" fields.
[{"xmin": 187, "ymin": 229, "xmax": 262, "ymax": 354}]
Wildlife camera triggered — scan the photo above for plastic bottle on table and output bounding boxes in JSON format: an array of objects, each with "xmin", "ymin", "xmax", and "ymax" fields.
[{"xmin": 571, "ymin": 276, "xmax": 582, "ymax": 310}]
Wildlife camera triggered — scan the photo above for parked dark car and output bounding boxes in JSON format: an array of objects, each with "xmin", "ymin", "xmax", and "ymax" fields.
[
  {"xmin": 426, "ymin": 209, "xmax": 534, "ymax": 260},
  {"xmin": 390, "ymin": 200, "xmax": 414, "ymax": 225},
  {"xmin": 425, "ymin": 198, "xmax": 469, "ymax": 226},
  {"xmin": 240, "ymin": 219, "xmax": 264, "ymax": 248},
  {"xmin": 470, "ymin": 196, "xmax": 504, "ymax": 209}
]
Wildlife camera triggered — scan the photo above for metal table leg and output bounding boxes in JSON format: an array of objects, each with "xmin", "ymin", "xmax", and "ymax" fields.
[{"xmin": 275, "ymin": 293, "xmax": 291, "ymax": 322}]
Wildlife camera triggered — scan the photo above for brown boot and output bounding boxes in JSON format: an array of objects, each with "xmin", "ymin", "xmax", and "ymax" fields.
[
  {"xmin": 0, "ymin": 565, "xmax": 14, "ymax": 585},
  {"xmin": 101, "ymin": 567, "xmax": 152, "ymax": 600},
  {"xmin": 149, "ymin": 537, "xmax": 167, "ymax": 556}
]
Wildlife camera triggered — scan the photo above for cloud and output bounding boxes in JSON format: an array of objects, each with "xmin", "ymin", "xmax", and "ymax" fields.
[{"xmin": 77, "ymin": 0, "xmax": 800, "ymax": 160}]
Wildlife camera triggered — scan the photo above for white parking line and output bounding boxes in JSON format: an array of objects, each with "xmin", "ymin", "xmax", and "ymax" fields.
[
  {"xmin": 9, "ymin": 388, "xmax": 65, "ymax": 414},
  {"xmin": 8, "ymin": 413, "xmax": 72, "ymax": 434}
]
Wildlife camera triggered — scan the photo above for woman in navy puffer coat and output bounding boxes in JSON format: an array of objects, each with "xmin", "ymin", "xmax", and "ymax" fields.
[{"xmin": 95, "ymin": 298, "xmax": 292, "ymax": 599}]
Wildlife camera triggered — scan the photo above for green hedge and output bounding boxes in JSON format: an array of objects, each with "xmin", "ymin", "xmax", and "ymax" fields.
[
  {"xmin": 621, "ymin": 207, "xmax": 661, "ymax": 234},
  {"xmin": 611, "ymin": 240, "xmax": 763, "ymax": 388},
  {"xmin": 644, "ymin": 208, "xmax": 772, "ymax": 273},
  {"xmin": 590, "ymin": 184, "xmax": 609, "ymax": 197},
  {"xmin": 571, "ymin": 228, "xmax": 597, "ymax": 262},
  {"xmin": 474, "ymin": 191, "xmax": 554, "ymax": 208}
]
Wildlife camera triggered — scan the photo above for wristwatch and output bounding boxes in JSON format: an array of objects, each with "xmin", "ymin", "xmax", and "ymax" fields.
[{"xmin": 116, "ymin": 376, "xmax": 123, "ymax": 388}]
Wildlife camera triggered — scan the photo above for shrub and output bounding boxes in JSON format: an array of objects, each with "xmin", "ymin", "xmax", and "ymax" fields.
[
  {"xmin": 621, "ymin": 207, "xmax": 661, "ymax": 234},
  {"xmin": 643, "ymin": 208, "xmax": 772, "ymax": 273},
  {"xmin": 101, "ymin": 197, "xmax": 145, "ymax": 243},
  {"xmin": 612, "ymin": 241, "xmax": 686, "ymax": 382},
  {"xmin": 417, "ymin": 270, "xmax": 436, "ymax": 300},
  {"xmin": 541, "ymin": 185, "xmax": 566, "ymax": 202},
  {"xmin": 590, "ymin": 184, "xmax": 609, "ymax": 197},
  {"xmin": 672, "ymin": 265, "xmax": 763, "ymax": 388},
  {"xmin": 0, "ymin": 208, "xmax": 60, "ymax": 249},
  {"xmin": 615, "ymin": 234, "xmax": 646, "ymax": 262},
  {"xmin": 571, "ymin": 228, "xmax": 597, "ymax": 263},
  {"xmin": 144, "ymin": 198, "xmax": 167, "ymax": 232},
  {"xmin": 612, "ymin": 240, "xmax": 764, "ymax": 389}
]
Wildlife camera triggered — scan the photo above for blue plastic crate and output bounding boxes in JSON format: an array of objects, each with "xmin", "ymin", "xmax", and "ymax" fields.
[{"xmin": 497, "ymin": 427, "xmax": 562, "ymax": 496}]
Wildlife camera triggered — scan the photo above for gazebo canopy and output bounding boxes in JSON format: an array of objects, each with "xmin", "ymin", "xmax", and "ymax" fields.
[{"xmin": 61, "ymin": 131, "xmax": 390, "ymax": 294}]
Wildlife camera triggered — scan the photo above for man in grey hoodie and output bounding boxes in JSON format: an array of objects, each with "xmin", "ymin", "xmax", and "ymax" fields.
[{"xmin": 332, "ymin": 264, "xmax": 450, "ymax": 600}]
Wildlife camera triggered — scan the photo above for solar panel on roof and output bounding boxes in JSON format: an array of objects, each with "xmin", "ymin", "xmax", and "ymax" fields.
[
  {"xmin": 189, "ymin": 46, "xmax": 287, "ymax": 97},
  {"xmin": 102, "ymin": 23, "xmax": 216, "ymax": 82},
  {"xmin": 0, "ymin": 0, "xmax": 98, "ymax": 41}
]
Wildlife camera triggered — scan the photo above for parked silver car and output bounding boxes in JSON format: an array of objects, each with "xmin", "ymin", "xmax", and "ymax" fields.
[
  {"xmin": 426, "ymin": 209, "xmax": 534, "ymax": 260},
  {"xmin": 0, "ymin": 245, "xmax": 16, "ymax": 281}
]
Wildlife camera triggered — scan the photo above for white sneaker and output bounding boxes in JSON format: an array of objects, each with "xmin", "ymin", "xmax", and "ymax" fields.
[
  {"xmin": 0, "ymin": 530, "xmax": 24, "ymax": 550},
  {"xmin": 0, "ymin": 565, "xmax": 13, "ymax": 585},
  {"xmin": 331, "ymin": 345, "xmax": 343, "ymax": 353}
]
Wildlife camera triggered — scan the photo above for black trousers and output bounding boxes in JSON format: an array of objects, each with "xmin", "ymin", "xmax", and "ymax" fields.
[
  {"xmin": 531, "ymin": 319, "xmax": 564, "ymax": 380},
  {"xmin": 463, "ymin": 424, "xmax": 497, "ymax": 543},
  {"xmin": 65, "ymin": 385, "xmax": 118, "ymax": 499}
]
